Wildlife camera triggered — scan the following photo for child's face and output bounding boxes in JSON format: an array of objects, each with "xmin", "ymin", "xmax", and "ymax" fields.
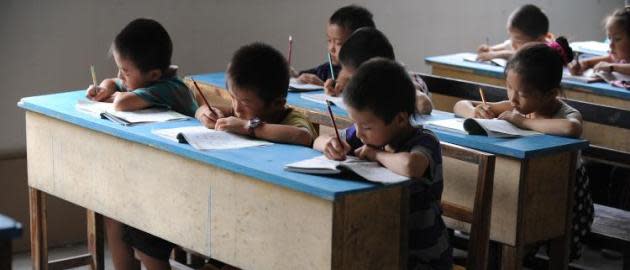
[
  {"xmin": 507, "ymin": 27, "xmax": 543, "ymax": 50},
  {"xmin": 227, "ymin": 78, "xmax": 282, "ymax": 121},
  {"xmin": 606, "ymin": 21, "xmax": 630, "ymax": 61},
  {"xmin": 506, "ymin": 70, "xmax": 553, "ymax": 115},
  {"xmin": 113, "ymin": 50, "xmax": 157, "ymax": 90},
  {"xmin": 347, "ymin": 106, "xmax": 406, "ymax": 149},
  {"xmin": 327, "ymin": 23, "xmax": 352, "ymax": 65}
]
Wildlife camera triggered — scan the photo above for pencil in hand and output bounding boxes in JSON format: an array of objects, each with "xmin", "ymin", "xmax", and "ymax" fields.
[
  {"xmin": 479, "ymin": 88, "xmax": 487, "ymax": 105},
  {"xmin": 326, "ymin": 100, "xmax": 343, "ymax": 146},
  {"xmin": 327, "ymin": 52, "xmax": 336, "ymax": 88},
  {"xmin": 287, "ymin": 35, "xmax": 293, "ymax": 67},
  {"xmin": 191, "ymin": 77, "xmax": 222, "ymax": 121}
]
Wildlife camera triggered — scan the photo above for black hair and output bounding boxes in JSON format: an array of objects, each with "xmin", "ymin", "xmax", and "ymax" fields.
[
  {"xmin": 343, "ymin": 58, "xmax": 415, "ymax": 124},
  {"xmin": 508, "ymin": 4, "xmax": 549, "ymax": 39},
  {"xmin": 338, "ymin": 27, "xmax": 395, "ymax": 69},
  {"xmin": 606, "ymin": 8, "xmax": 630, "ymax": 37},
  {"xmin": 505, "ymin": 40, "xmax": 573, "ymax": 95},
  {"xmin": 227, "ymin": 42, "xmax": 289, "ymax": 104},
  {"xmin": 113, "ymin": 18, "xmax": 172, "ymax": 73},
  {"xmin": 329, "ymin": 5, "xmax": 375, "ymax": 32}
]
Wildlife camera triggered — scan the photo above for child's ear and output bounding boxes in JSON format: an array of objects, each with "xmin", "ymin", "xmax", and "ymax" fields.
[
  {"xmin": 271, "ymin": 97, "xmax": 286, "ymax": 109},
  {"xmin": 394, "ymin": 111, "xmax": 409, "ymax": 126},
  {"xmin": 147, "ymin": 69, "xmax": 163, "ymax": 81}
]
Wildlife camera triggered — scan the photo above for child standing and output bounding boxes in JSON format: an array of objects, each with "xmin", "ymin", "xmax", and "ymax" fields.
[
  {"xmin": 296, "ymin": 4, "xmax": 375, "ymax": 86},
  {"xmin": 86, "ymin": 18, "xmax": 197, "ymax": 270},
  {"xmin": 454, "ymin": 43, "xmax": 593, "ymax": 261},
  {"xmin": 569, "ymin": 8, "xmax": 630, "ymax": 76},
  {"xmin": 324, "ymin": 27, "xmax": 433, "ymax": 114},
  {"xmin": 477, "ymin": 4, "xmax": 554, "ymax": 61},
  {"xmin": 196, "ymin": 43, "xmax": 317, "ymax": 146},
  {"xmin": 314, "ymin": 58, "xmax": 452, "ymax": 270}
]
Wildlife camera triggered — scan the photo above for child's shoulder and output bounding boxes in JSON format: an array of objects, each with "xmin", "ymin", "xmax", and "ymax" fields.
[{"xmin": 400, "ymin": 127, "xmax": 441, "ymax": 153}]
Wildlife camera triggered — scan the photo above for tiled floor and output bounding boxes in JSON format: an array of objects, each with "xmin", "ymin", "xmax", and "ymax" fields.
[{"xmin": 11, "ymin": 242, "xmax": 623, "ymax": 269}]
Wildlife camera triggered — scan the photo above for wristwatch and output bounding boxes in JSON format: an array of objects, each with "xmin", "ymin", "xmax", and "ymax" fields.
[{"xmin": 247, "ymin": 117, "xmax": 264, "ymax": 137}]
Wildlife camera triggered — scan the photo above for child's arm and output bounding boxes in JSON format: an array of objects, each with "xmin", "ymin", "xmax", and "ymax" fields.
[
  {"xmin": 453, "ymin": 100, "xmax": 512, "ymax": 119},
  {"xmin": 498, "ymin": 111, "xmax": 583, "ymax": 138},
  {"xmin": 568, "ymin": 55, "xmax": 612, "ymax": 75},
  {"xmin": 354, "ymin": 146, "xmax": 429, "ymax": 178},
  {"xmin": 594, "ymin": 62, "xmax": 630, "ymax": 75},
  {"xmin": 313, "ymin": 134, "xmax": 351, "ymax": 160},
  {"xmin": 112, "ymin": 92, "xmax": 152, "ymax": 111},
  {"xmin": 86, "ymin": 78, "xmax": 118, "ymax": 102},
  {"xmin": 477, "ymin": 40, "xmax": 514, "ymax": 60},
  {"xmin": 215, "ymin": 117, "xmax": 314, "ymax": 146},
  {"xmin": 297, "ymin": 73, "xmax": 325, "ymax": 86},
  {"xmin": 416, "ymin": 91, "xmax": 433, "ymax": 114}
]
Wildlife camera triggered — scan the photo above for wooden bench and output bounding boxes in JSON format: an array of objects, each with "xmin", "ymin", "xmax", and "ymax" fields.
[
  {"xmin": 0, "ymin": 213, "xmax": 23, "ymax": 270},
  {"xmin": 590, "ymin": 204, "xmax": 630, "ymax": 270}
]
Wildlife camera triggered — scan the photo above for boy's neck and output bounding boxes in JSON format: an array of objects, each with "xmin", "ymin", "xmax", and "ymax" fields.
[
  {"xmin": 386, "ymin": 124, "xmax": 416, "ymax": 151},
  {"xmin": 260, "ymin": 106, "xmax": 291, "ymax": 124}
]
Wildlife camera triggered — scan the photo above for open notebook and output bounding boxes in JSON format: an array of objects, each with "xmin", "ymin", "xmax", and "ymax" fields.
[
  {"xmin": 563, "ymin": 68, "xmax": 630, "ymax": 84},
  {"xmin": 570, "ymin": 41, "xmax": 609, "ymax": 56},
  {"xmin": 285, "ymin": 155, "xmax": 409, "ymax": 184},
  {"xmin": 300, "ymin": 93, "xmax": 346, "ymax": 110},
  {"xmin": 425, "ymin": 118, "xmax": 542, "ymax": 138},
  {"xmin": 463, "ymin": 54, "xmax": 507, "ymax": 67},
  {"xmin": 289, "ymin": 78, "xmax": 323, "ymax": 92},
  {"xmin": 76, "ymin": 99, "xmax": 189, "ymax": 125},
  {"xmin": 152, "ymin": 126, "xmax": 273, "ymax": 150}
]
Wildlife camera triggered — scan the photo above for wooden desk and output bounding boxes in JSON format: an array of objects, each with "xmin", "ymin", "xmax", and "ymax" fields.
[
  {"xmin": 425, "ymin": 52, "xmax": 630, "ymax": 110},
  {"xmin": 189, "ymin": 72, "xmax": 590, "ymax": 269},
  {"xmin": 0, "ymin": 214, "xmax": 22, "ymax": 270},
  {"xmin": 424, "ymin": 53, "xmax": 630, "ymax": 154},
  {"xmin": 19, "ymin": 91, "xmax": 409, "ymax": 270}
]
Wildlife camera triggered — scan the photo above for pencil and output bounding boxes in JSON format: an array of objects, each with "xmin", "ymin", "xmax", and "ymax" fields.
[
  {"xmin": 326, "ymin": 100, "xmax": 342, "ymax": 145},
  {"xmin": 287, "ymin": 35, "xmax": 293, "ymax": 67},
  {"xmin": 90, "ymin": 65, "xmax": 97, "ymax": 86},
  {"xmin": 327, "ymin": 52, "xmax": 336, "ymax": 81},
  {"xmin": 191, "ymin": 77, "xmax": 210, "ymax": 107},
  {"xmin": 575, "ymin": 52, "xmax": 581, "ymax": 69},
  {"xmin": 479, "ymin": 88, "xmax": 487, "ymax": 105}
]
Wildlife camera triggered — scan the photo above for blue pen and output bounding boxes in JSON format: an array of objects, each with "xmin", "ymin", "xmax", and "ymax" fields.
[{"xmin": 327, "ymin": 52, "xmax": 336, "ymax": 81}]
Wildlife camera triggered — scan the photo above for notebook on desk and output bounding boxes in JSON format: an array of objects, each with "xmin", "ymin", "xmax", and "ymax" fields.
[
  {"xmin": 563, "ymin": 69, "xmax": 630, "ymax": 84},
  {"xmin": 152, "ymin": 125, "xmax": 273, "ymax": 150},
  {"xmin": 425, "ymin": 118, "xmax": 542, "ymax": 137},
  {"xmin": 463, "ymin": 54, "xmax": 507, "ymax": 67},
  {"xmin": 285, "ymin": 155, "xmax": 409, "ymax": 184},
  {"xmin": 300, "ymin": 93, "xmax": 346, "ymax": 110},
  {"xmin": 289, "ymin": 78, "xmax": 323, "ymax": 92},
  {"xmin": 76, "ymin": 99, "xmax": 189, "ymax": 125}
]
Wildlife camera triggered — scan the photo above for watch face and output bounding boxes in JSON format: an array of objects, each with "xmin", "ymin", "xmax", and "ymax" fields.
[{"xmin": 249, "ymin": 117, "xmax": 262, "ymax": 128}]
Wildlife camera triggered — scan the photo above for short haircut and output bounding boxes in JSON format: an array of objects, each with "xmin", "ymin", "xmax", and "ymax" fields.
[
  {"xmin": 343, "ymin": 58, "xmax": 415, "ymax": 124},
  {"xmin": 113, "ymin": 18, "xmax": 172, "ymax": 73},
  {"xmin": 505, "ymin": 42, "xmax": 567, "ymax": 95},
  {"xmin": 227, "ymin": 42, "xmax": 289, "ymax": 104},
  {"xmin": 606, "ymin": 8, "xmax": 630, "ymax": 37},
  {"xmin": 508, "ymin": 4, "xmax": 549, "ymax": 39},
  {"xmin": 338, "ymin": 27, "xmax": 395, "ymax": 69},
  {"xmin": 329, "ymin": 5, "xmax": 375, "ymax": 32}
]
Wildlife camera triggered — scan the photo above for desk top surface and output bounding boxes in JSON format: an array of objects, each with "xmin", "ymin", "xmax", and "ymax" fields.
[
  {"xmin": 18, "ymin": 90, "xmax": 403, "ymax": 201},
  {"xmin": 190, "ymin": 72, "xmax": 588, "ymax": 159},
  {"xmin": 0, "ymin": 214, "xmax": 22, "ymax": 240},
  {"xmin": 425, "ymin": 52, "xmax": 630, "ymax": 101}
]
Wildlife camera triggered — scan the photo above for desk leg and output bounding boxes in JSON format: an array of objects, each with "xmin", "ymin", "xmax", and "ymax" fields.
[
  {"xmin": 548, "ymin": 153, "xmax": 577, "ymax": 270},
  {"xmin": 87, "ymin": 210, "xmax": 104, "ymax": 269},
  {"xmin": 501, "ymin": 244, "xmax": 524, "ymax": 270},
  {"xmin": 29, "ymin": 187, "xmax": 48, "ymax": 270}
]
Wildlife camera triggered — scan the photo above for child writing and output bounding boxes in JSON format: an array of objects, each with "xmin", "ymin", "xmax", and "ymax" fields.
[
  {"xmin": 86, "ymin": 18, "xmax": 198, "ymax": 270},
  {"xmin": 314, "ymin": 58, "xmax": 452, "ymax": 269},
  {"xmin": 196, "ymin": 43, "xmax": 317, "ymax": 146},
  {"xmin": 295, "ymin": 4, "xmax": 375, "ymax": 86},
  {"xmin": 454, "ymin": 43, "xmax": 593, "ymax": 260},
  {"xmin": 324, "ymin": 27, "xmax": 433, "ymax": 114},
  {"xmin": 569, "ymin": 8, "xmax": 630, "ymax": 76},
  {"xmin": 477, "ymin": 4, "xmax": 554, "ymax": 61}
]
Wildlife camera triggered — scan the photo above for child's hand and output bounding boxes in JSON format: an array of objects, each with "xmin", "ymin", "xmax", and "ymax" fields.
[
  {"xmin": 86, "ymin": 84, "xmax": 115, "ymax": 101},
  {"xmin": 476, "ymin": 51, "xmax": 494, "ymax": 61},
  {"xmin": 473, "ymin": 104, "xmax": 496, "ymax": 119},
  {"xmin": 477, "ymin": 44, "xmax": 490, "ymax": 54},
  {"xmin": 354, "ymin": 145, "xmax": 379, "ymax": 161},
  {"xmin": 297, "ymin": 73, "xmax": 324, "ymax": 86},
  {"xmin": 289, "ymin": 67, "xmax": 299, "ymax": 78},
  {"xmin": 324, "ymin": 79, "xmax": 340, "ymax": 96},
  {"xmin": 196, "ymin": 105, "xmax": 224, "ymax": 129},
  {"xmin": 498, "ymin": 110, "xmax": 525, "ymax": 125},
  {"xmin": 323, "ymin": 136, "xmax": 351, "ymax": 161},
  {"xmin": 568, "ymin": 60, "xmax": 586, "ymax": 75},
  {"xmin": 215, "ymin": 116, "xmax": 248, "ymax": 135},
  {"xmin": 593, "ymin": 62, "xmax": 614, "ymax": 73}
]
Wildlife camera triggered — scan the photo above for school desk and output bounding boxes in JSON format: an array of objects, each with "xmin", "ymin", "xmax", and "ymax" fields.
[
  {"xmin": 19, "ymin": 90, "xmax": 409, "ymax": 270},
  {"xmin": 188, "ymin": 72, "xmax": 589, "ymax": 269},
  {"xmin": 425, "ymin": 52, "xmax": 630, "ymax": 110}
]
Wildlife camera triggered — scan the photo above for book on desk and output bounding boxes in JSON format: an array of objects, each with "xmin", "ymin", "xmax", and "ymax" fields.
[
  {"xmin": 425, "ymin": 118, "xmax": 542, "ymax": 138},
  {"xmin": 285, "ymin": 155, "xmax": 409, "ymax": 184},
  {"xmin": 76, "ymin": 99, "xmax": 189, "ymax": 126}
]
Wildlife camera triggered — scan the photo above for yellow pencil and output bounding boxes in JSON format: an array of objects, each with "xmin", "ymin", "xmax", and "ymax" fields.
[
  {"xmin": 479, "ymin": 88, "xmax": 487, "ymax": 105},
  {"xmin": 90, "ymin": 65, "xmax": 98, "ymax": 86}
]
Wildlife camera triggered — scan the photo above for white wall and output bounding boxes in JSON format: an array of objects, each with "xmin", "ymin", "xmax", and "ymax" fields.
[{"xmin": 0, "ymin": 0, "xmax": 620, "ymax": 154}]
